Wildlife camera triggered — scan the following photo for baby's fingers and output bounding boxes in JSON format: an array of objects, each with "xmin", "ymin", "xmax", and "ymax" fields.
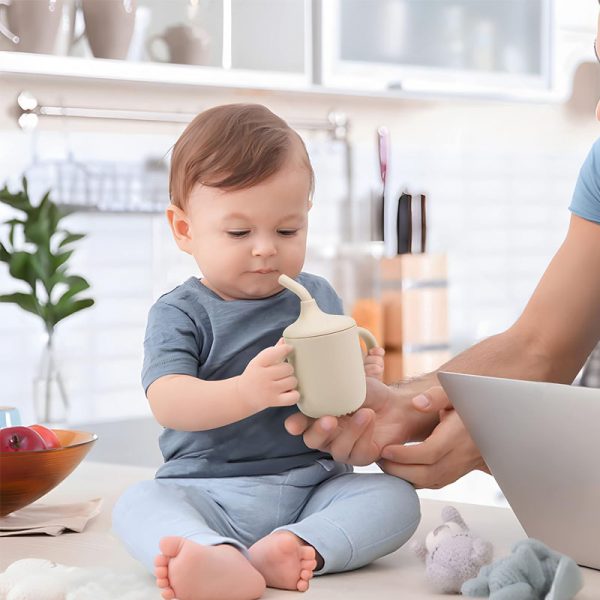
[
  {"xmin": 255, "ymin": 342, "xmax": 294, "ymax": 367},
  {"xmin": 367, "ymin": 346, "xmax": 385, "ymax": 357},
  {"xmin": 365, "ymin": 364, "xmax": 384, "ymax": 379},
  {"xmin": 275, "ymin": 375, "xmax": 298, "ymax": 393},
  {"xmin": 277, "ymin": 389, "xmax": 301, "ymax": 406}
]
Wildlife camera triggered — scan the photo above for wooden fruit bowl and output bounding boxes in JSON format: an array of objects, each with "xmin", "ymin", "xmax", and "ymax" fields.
[{"xmin": 0, "ymin": 429, "xmax": 97, "ymax": 517}]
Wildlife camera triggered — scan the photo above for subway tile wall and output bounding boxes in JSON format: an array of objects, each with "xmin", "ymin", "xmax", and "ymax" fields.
[{"xmin": 0, "ymin": 121, "xmax": 593, "ymax": 424}]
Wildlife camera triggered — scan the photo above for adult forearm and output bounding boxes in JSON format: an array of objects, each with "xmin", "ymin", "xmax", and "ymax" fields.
[
  {"xmin": 437, "ymin": 326, "xmax": 553, "ymax": 382},
  {"xmin": 147, "ymin": 374, "xmax": 253, "ymax": 431}
]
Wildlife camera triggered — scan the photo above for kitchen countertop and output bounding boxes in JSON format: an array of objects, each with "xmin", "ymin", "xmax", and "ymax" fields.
[{"xmin": 2, "ymin": 460, "xmax": 599, "ymax": 599}]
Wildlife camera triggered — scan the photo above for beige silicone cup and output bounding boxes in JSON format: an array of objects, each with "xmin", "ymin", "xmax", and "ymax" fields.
[{"xmin": 279, "ymin": 274, "xmax": 377, "ymax": 418}]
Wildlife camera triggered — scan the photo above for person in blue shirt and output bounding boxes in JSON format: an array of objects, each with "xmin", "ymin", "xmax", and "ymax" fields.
[{"xmin": 285, "ymin": 28, "xmax": 600, "ymax": 491}]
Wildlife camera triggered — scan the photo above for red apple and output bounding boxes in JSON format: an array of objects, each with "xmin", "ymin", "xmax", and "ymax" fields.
[
  {"xmin": 28, "ymin": 424, "xmax": 62, "ymax": 449},
  {"xmin": 0, "ymin": 426, "xmax": 47, "ymax": 453}
]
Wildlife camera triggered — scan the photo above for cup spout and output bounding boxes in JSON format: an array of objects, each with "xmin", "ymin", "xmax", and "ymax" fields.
[{"xmin": 279, "ymin": 274, "xmax": 313, "ymax": 302}]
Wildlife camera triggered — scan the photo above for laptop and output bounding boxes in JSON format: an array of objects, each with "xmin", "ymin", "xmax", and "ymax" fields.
[{"xmin": 438, "ymin": 372, "xmax": 600, "ymax": 570}]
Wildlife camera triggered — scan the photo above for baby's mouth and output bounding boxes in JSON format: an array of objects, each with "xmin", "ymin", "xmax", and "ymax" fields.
[{"xmin": 252, "ymin": 269, "xmax": 277, "ymax": 274}]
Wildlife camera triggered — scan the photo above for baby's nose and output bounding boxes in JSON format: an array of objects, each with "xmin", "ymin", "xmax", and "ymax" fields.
[{"xmin": 251, "ymin": 239, "xmax": 277, "ymax": 256}]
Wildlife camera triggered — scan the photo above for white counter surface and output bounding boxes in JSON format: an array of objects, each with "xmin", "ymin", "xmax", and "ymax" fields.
[{"xmin": 2, "ymin": 461, "xmax": 599, "ymax": 599}]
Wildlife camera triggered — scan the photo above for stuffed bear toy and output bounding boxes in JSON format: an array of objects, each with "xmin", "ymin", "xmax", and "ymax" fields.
[
  {"xmin": 412, "ymin": 505, "xmax": 494, "ymax": 594},
  {"xmin": 0, "ymin": 558, "xmax": 158, "ymax": 600}
]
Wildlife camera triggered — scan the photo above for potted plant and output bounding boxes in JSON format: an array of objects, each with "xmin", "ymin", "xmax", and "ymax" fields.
[{"xmin": 0, "ymin": 177, "xmax": 94, "ymax": 423}]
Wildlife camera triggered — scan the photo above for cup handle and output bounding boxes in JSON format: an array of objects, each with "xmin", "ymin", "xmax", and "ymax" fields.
[
  {"xmin": 357, "ymin": 327, "xmax": 378, "ymax": 354},
  {"xmin": 146, "ymin": 34, "xmax": 167, "ymax": 62},
  {"xmin": 0, "ymin": 0, "xmax": 19, "ymax": 44}
]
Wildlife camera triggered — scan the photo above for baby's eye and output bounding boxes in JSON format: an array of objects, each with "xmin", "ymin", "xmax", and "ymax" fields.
[
  {"xmin": 227, "ymin": 230, "xmax": 250, "ymax": 238},
  {"xmin": 278, "ymin": 229, "xmax": 298, "ymax": 236}
]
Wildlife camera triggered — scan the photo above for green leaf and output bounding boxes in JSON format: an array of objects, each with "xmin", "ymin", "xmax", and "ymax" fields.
[
  {"xmin": 55, "ymin": 275, "xmax": 90, "ymax": 305},
  {"xmin": 52, "ymin": 297, "xmax": 94, "ymax": 326},
  {"xmin": 48, "ymin": 266, "xmax": 69, "ymax": 289},
  {"xmin": 0, "ymin": 186, "xmax": 30, "ymax": 213},
  {"xmin": 24, "ymin": 212, "xmax": 51, "ymax": 247},
  {"xmin": 51, "ymin": 249, "xmax": 74, "ymax": 271},
  {"xmin": 8, "ymin": 251, "xmax": 36, "ymax": 289},
  {"xmin": 0, "ymin": 292, "xmax": 41, "ymax": 317},
  {"xmin": 42, "ymin": 195, "xmax": 66, "ymax": 233},
  {"xmin": 3, "ymin": 219, "xmax": 24, "ymax": 248},
  {"xmin": 0, "ymin": 242, "xmax": 9, "ymax": 263},
  {"xmin": 58, "ymin": 232, "xmax": 85, "ymax": 248}
]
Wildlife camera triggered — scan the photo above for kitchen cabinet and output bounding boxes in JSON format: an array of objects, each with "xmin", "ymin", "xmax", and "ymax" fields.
[
  {"xmin": 0, "ymin": 0, "xmax": 312, "ymax": 91},
  {"xmin": 320, "ymin": 0, "xmax": 554, "ymax": 99},
  {"xmin": 0, "ymin": 0, "xmax": 595, "ymax": 103},
  {"xmin": 141, "ymin": 0, "xmax": 311, "ymax": 82}
]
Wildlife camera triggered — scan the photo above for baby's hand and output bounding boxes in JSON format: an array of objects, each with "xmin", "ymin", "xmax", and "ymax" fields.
[
  {"xmin": 237, "ymin": 339, "xmax": 299, "ymax": 412},
  {"xmin": 364, "ymin": 346, "xmax": 385, "ymax": 381}
]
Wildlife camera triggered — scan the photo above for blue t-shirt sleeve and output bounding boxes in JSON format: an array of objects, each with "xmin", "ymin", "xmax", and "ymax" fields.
[
  {"xmin": 141, "ymin": 301, "xmax": 203, "ymax": 394},
  {"xmin": 569, "ymin": 139, "xmax": 600, "ymax": 224}
]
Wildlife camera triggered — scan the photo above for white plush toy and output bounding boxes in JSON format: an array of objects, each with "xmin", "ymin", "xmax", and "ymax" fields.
[{"xmin": 0, "ymin": 558, "xmax": 159, "ymax": 600}]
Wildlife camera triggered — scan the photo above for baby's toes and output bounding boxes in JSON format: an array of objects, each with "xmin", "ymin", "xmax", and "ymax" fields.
[
  {"xmin": 154, "ymin": 565, "xmax": 168, "ymax": 579},
  {"xmin": 300, "ymin": 568, "xmax": 314, "ymax": 580},
  {"xmin": 154, "ymin": 554, "xmax": 169, "ymax": 568},
  {"xmin": 156, "ymin": 576, "xmax": 170, "ymax": 588},
  {"xmin": 301, "ymin": 558, "xmax": 317, "ymax": 571},
  {"xmin": 160, "ymin": 588, "xmax": 176, "ymax": 600},
  {"xmin": 299, "ymin": 545, "xmax": 316, "ymax": 560},
  {"xmin": 297, "ymin": 578, "xmax": 310, "ymax": 592}
]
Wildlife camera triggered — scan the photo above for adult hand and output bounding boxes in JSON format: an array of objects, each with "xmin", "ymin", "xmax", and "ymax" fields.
[
  {"xmin": 284, "ymin": 378, "xmax": 435, "ymax": 466},
  {"xmin": 378, "ymin": 386, "xmax": 489, "ymax": 489}
]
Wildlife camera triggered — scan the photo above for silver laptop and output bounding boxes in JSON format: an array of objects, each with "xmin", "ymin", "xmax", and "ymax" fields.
[{"xmin": 438, "ymin": 372, "xmax": 600, "ymax": 570}]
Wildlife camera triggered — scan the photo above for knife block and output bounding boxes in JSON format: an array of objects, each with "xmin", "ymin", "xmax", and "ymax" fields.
[{"xmin": 379, "ymin": 254, "xmax": 450, "ymax": 381}]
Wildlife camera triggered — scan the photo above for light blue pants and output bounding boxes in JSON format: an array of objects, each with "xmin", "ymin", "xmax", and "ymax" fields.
[{"xmin": 112, "ymin": 459, "xmax": 420, "ymax": 576}]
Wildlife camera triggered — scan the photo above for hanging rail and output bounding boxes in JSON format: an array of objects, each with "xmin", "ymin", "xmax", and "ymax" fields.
[{"xmin": 15, "ymin": 91, "xmax": 350, "ymax": 140}]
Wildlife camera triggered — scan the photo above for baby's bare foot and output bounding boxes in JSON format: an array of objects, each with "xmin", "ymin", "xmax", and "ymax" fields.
[
  {"xmin": 154, "ymin": 536, "xmax": 266, "ymax": 600},
  {"xmin": 249, "ymin": 531, "xmax": 318, "ymax": 592}
]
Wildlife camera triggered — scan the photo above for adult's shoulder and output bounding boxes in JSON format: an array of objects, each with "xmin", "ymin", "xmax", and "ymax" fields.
[{"xmin": 569, "ymin": 138, "xmax": 600, "ymax": 225}]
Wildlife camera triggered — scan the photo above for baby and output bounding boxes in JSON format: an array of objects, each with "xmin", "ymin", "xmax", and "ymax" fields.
[{"xmin": 112, "ymin": 104, "xmax": 420, "ymax": 600}]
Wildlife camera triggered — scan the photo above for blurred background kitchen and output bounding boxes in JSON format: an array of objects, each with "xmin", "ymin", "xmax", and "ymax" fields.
[{"xmin": 1, "ymin": 0, "xmax": 599, "ymax": 505}]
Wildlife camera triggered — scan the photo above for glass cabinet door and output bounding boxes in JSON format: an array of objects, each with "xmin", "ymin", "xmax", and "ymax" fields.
[
  {"xmin": 142, "ymin": 0, "xmax": 311, "ymax": 84},
  {"xmin": 321, "ymin": 0, "xmax": 552, "ymax": 95}
]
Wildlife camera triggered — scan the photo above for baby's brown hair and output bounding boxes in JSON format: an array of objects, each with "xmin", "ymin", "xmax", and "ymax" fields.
[{"xmin": 169, "ymin": 103, "xmax": 314, "ymax": 209}]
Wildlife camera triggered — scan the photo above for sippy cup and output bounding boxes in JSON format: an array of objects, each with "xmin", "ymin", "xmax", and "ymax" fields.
[{"xmin": 279, "ymin": 274, "xmax": 378, "ymax": 418}]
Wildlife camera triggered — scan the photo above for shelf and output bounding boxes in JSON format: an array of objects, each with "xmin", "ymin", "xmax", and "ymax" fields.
[
  {"xmin": 0, "ymin": 51, "xmax": 308, "ymax": 91},
  {"xmin": 0, "ymin": 51, "xmax": 564, "ymax": 104}
]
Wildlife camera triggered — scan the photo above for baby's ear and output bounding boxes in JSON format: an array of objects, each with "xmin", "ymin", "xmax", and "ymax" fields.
[{"xmin": 166, "ymin": 204, "xmax": 193, "ymax": 254}]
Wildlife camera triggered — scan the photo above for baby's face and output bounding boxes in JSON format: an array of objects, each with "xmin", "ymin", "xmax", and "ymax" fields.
[{"xmin": 183, "ymin": 152, "xmax": 311, "ymax": 301}]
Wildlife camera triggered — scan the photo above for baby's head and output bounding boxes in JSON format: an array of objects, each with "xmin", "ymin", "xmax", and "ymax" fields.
[{"xmin": 167, "ymin": 103, "xmax": 314, "ymax": 301}]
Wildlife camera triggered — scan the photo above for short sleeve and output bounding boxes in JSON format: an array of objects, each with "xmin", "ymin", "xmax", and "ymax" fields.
[
  {"xmin": 569, "ymin": 139, "xmax": 600, "ymax": 224},
  {"xmin": 141, "ymin": 301, "xmax": 203, "ymax": 394}
]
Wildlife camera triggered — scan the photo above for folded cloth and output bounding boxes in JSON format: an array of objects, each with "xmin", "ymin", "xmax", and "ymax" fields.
[{"xmin": 0, "ymin": 498, "xmax": 102, "ymax": 536}]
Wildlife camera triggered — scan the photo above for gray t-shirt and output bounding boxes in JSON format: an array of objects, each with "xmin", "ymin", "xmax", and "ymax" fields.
[{"xmin": 142, "ymin": 273, "xmax": 343, "ymax": 478}]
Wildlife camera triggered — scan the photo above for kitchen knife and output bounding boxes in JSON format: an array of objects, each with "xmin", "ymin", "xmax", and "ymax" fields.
[
  {"xmin": 371, "ymin": 126, "xmax": 388, "ymax": 242},
  {"xmin": 396, "ymin": 191, "xmax": 412, "ymax": 254},
  {"xmin": 420, "ymin": 193, "xmax": 427, "ymax": 253}
]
